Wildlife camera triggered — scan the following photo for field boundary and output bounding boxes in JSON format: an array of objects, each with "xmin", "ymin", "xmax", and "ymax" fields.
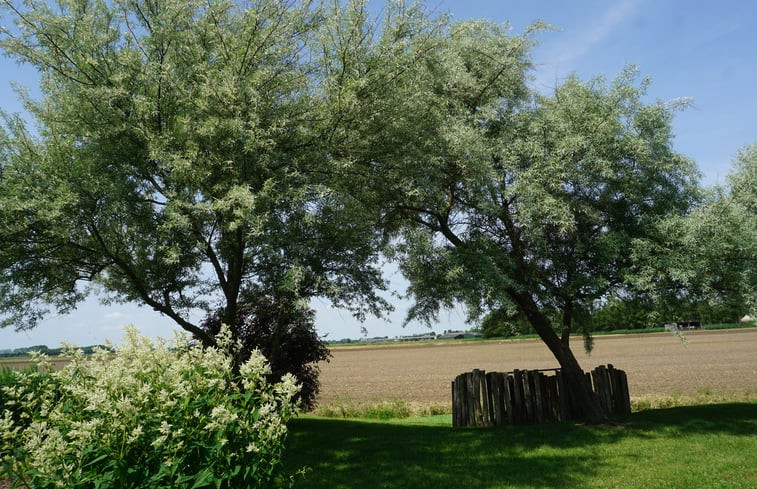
[{"xmin": 326, "ymin": 325, "xmax": 757, "ymax": 351}]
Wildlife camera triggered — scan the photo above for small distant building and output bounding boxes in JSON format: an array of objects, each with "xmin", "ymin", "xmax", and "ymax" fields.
[
  {"xmin": 675, "ymin": 320, "xmax": 701, "ymax": 330},
  {"xmin": 437, "ymin": 331, "xmax": 466, "ymax": 340},
  {"xmin": 741, "ymin": 315, "xmax": 754, "ymax": 323},
  {"xmin": 364, "ymin": 336, "xmax": 389, "ymax": 343},
  {"xmin": 398, "ymin": 334, "xmax": 436, "ymax": 342}
]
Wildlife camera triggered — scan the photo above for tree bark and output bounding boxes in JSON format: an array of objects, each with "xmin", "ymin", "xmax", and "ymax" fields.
[{"xmin": 512, "ymin": 291, "xmax": 607, "ymax": 424}]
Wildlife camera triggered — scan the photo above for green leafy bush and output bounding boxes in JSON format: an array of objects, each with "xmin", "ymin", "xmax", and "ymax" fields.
[{"xmin": 0, "ymin": 326, "xmax": 300, "ymax": 488}]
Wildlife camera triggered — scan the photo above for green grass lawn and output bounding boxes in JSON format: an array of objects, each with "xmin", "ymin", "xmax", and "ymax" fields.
[{"xmin": 283, "ymin": 403, "xmax": 757, "ymax": 489}]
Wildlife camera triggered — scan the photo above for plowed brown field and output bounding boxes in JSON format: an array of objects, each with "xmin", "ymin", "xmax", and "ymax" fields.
[{"xmin": 317, "ymin": 329, "xmax": 757, "ymax": 405}]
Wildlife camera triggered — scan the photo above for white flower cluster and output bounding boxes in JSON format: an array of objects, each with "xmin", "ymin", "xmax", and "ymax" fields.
[{"xmin": 0, "ymin": 325, "xmax": 301, "ymax": 488}]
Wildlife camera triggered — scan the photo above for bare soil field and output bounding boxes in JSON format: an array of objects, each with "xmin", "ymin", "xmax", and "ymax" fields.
[
  {"xmin": 317, "ymin": 329, "xmax": 757, "ymax": 405},
  {"xmin": 4, "ymin": 329, "xmax": 755, "ymax": 407}
]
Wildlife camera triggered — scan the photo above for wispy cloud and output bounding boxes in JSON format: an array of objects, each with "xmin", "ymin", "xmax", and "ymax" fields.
[
  {"xmin": 533, "ymin": 0, "xmax": 644, "ymax": 90},
  {"xmin": 554, "ymin": 0, "xmax": 642, "ymax": 64},
  {"xmin": 104, "ymin": 311, "xmax": 129, "ymax": 320}
]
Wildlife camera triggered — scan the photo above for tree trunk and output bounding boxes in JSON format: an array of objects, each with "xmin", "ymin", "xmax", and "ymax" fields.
[{"xmin": 513, "ymin": 291, "xmax": 607, "ymax": 424}]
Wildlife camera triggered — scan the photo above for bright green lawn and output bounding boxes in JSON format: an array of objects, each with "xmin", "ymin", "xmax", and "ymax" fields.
[{"xmin": 283, "ymin": 403, "xmax": 757, "ymax": 489}]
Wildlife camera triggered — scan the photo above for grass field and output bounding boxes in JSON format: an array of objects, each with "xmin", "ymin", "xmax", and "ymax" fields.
[
  {"xmin": 284, "ymin": 403, "xmax": 757, "ymax": 489},
  {"xmin": 289, "ymin": 329, "xmax": 757, "ymax": 488}
]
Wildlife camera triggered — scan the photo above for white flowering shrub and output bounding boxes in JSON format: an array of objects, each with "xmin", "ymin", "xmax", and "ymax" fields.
[{"xmin": 0, "ymin": 326, "xmax": 300, "ymax": 488}]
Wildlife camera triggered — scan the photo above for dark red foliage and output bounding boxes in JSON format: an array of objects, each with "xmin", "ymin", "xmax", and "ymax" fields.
[{"xmin": 200, "ymin": 291, "xmax": 331, "ymax": 411}]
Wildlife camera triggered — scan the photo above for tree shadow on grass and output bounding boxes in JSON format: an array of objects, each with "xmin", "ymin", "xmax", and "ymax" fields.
[
  {"xmin": 283, "ymin": 403, "xmax": 757, "ymax": 489},
  {"xmin": 625, "ymin": 402, "xmax": 757, "ymax": 438},
  {"xmin": 285, "ymin": 419, "xmax": 610, "ymax": 489}
]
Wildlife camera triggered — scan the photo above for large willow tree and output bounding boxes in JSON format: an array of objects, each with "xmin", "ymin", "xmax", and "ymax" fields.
[
  {"xmin": 328, "ymin": 14, "xmax": 700, "ymax": 421},
  {"xmin": 0, "ymin": 0, "xmax": 404, "ymax": 344}
]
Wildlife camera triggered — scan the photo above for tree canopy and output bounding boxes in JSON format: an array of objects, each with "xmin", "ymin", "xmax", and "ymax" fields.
[
  {"xmin": 633, "ymin": 143, "xmax": 756, "ymax": 319},
  {"xmin": 0, "ymin": 0, "xmax": 408, "ymax": 344},
  {"xmin": 327, "ymin": 16, "xmax": 701, "ymax": 419},
  {"xmin": 1, "ymin": 0, "xmax": 728, "ymax": 423}
]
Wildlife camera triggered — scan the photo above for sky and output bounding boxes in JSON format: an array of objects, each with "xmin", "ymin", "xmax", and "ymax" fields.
[{"xmin": 1, "ymin": 0, "xmax": 756, "ymax": 349}]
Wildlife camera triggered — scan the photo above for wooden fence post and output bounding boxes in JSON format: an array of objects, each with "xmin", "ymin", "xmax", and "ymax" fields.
[
  {"xmin": 556, "ymin": 369, "xmax": 569, "ymax": 421},
  {"xmin": 616, "ymin": 370, "xmax": 631, "ymax": 414},
  {"xmin": 488, "ymin": 372, "xmax": 505, "ymax": 426},
  {"xmin": 522, "ymin": 370, "xmax": 534, "ymax": 422},
  {"xmin": 512, "ymin": 369, "xmax": 524, "ymax": 424},
  {"xmin": 532, "ymin": 371, "xmax": 544, "ymax": 422},
  {"xmin": 452, "ymin": 374, "xmax": 462, "ymax": 427},
  {"xmin": 504, "ymin": 374, "xmax": 515, "ymax": 424}
]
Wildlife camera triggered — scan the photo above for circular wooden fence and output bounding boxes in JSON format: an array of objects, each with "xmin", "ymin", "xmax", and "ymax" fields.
[{"xmin": 452, "ymin": 364, "xmax": 630, "ymax": 427}]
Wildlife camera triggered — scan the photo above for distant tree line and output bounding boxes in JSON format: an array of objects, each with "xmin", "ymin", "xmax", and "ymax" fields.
[
  {"xmin": 478, "ymin": 297, "xmax": 747, "ymax": 338},
  {"xmin": 0, "ymin": 345, "xmax": 106, "ymax": 358}
]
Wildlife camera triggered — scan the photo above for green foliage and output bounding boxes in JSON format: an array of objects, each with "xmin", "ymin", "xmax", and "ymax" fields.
[
  {"xmin": 387, "ymin": 67, "xmax": 698, "ymax": 333},
  {"xmin": 0, "ymin": 326, "xmax": 300, "ymax": 488},
  {"xmin": 312, "ymin": 398, "xmax": 449, "ymax": 420},
  {"xmin": 590, "ymin": 297, "xmax": 654, "ymax": 330},
  {"xmin": 0, "ymin": 364, "xmax": 51, "ymax": 437},
  {"xmin": 588, "ymin": 295, "xmax": 743, "ymax": 331},
  {"xmin": 478, "ymin": 308, "xmax": 533, "ymax": 337},
  {"xmin": 0, "ymin": 0, "xmax": 391, "ymax": 342},
  {"xmin": 633, "ymin": 143, "xmax": 756, "ymax": 318},
  {"xmin": 201, "ymin": 290, "xmax": 331, "ymax": 411}
]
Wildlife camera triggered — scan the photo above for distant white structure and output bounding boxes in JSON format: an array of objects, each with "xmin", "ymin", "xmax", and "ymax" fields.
[
  {"xmin": 438, "ymin": 331, "xmax": 466, "ymax": 340},
  {"xmin": 741, "ymin": 315, "xmax": 755, "ymax": 323}
]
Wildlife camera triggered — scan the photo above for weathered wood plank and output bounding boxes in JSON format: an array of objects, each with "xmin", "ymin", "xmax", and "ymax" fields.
[
  {"xmin": 488, "ymin": 372, "xmax": 505, "ymax": 426},
  {"xmin": 532, "ymin": 371, "xmax": 544, "ymax": 422},
  {"xmin": 523, "ymin": 370, "xmax": 536, "ymax": 423},
  {"xmin": 504, "ymin": 374, "xmax": 514, "ymax": 424},
  {"xmin": 465, "ymin": 372, "xmax": 476, "ymax": 427},
  {"xmin": 556, "ymin": 369, "xmax": 569, "ymax": 421},
  {"xmin": 512, "ymin": 369, "xmax": 524, "ymax": 424}
]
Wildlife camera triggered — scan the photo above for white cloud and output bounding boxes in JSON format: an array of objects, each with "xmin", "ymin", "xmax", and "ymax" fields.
[
  {"xmin": 104, "ymin": 311, "xmax": 129, "ymax": 320},
  {"xmin": 532, "ymin": 0, "xmax": 645, "ymax": 91}
]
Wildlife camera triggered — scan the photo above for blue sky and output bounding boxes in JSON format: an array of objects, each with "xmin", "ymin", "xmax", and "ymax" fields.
[{"xmin": 1, "ymin": 0, "xmax": 756, "ymax": 348}]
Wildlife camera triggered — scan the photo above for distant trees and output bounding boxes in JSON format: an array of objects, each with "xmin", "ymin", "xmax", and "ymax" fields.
[
  {"xmin": 0, "ymin": 344, "xmax": 108, "ymax": 357},
  {"xmin": 479, "ymin": 295, "xmax": 746, "ymax": 338},
  {"xmin": 589, "ymin": 297, "xmax": 742, "ymax": 331},
  {"xmin": 0, "ymin": 345, "xmax": 49, "ymax": 357},
  {"xmin": 478, "ymin": 308, "xmax": 532, "ymax": 338}
]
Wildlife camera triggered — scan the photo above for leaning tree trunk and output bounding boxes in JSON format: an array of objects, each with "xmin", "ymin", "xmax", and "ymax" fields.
[
  {"xmin": 550, "ymin": 339, "xmax": 605, "ymax": 423},
  {"xmin": 514, "ymin": 292, "xmax": 607, "ymax": 424}
]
